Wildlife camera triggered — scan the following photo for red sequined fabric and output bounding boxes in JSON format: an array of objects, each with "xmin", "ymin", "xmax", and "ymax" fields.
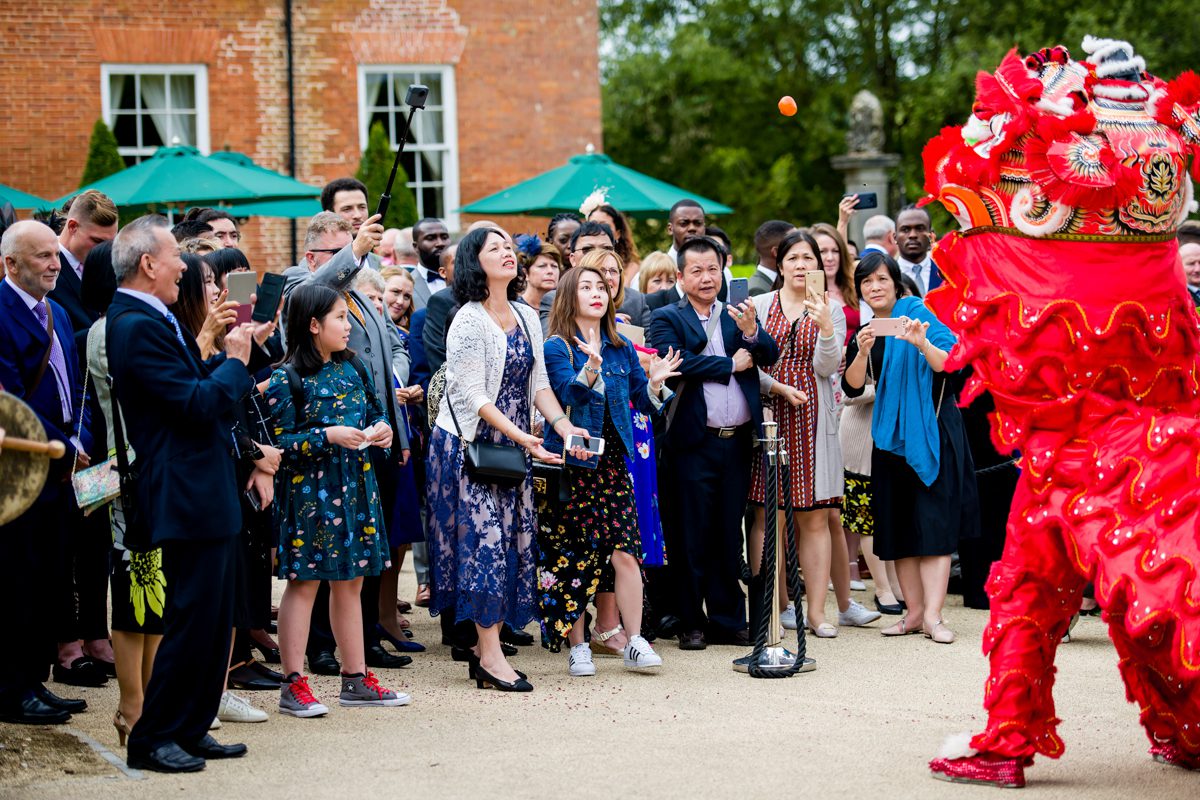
[
  {"xmin": 922, "ymin": 39, "xmax": 1200, "ymax": 763},
  {"xmin": 929, "ymin": 755, "xmax": 1028, "ymax": 788}
]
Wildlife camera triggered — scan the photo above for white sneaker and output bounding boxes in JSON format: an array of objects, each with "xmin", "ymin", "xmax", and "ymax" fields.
[
  {"xmin": 623, "ymin": 635, "xmax": 662, "ymax": 670},
  {"xmin": 568, "ymin": 643, "xmax": 596, "ymax": 677},
  {"xmin": 780, "ymin": 602, "xmax": 798, "ymax": 630},
  {"xmin": 218, "ymin": 690, "xmax": 268, "ymax": 723},
  {"xmin": 838, "ymin": 599, "xmax": 882, "ymax": 627},
  {"xmin": 850, "ymin": 579, "xmax": 867, "ymax": 591}
]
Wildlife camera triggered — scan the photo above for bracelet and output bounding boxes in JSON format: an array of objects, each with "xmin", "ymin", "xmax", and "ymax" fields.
[
  {"xmin": 548, "ymin": 414, "xmax": 568, "ymax": 429},
  {"xmin": 583, "ymin": 364, "xmax": 601, "ymax": 375}
]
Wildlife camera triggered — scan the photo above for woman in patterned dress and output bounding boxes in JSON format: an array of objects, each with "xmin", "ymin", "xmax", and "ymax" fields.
[
  {"xmin": 749, "ymin": 230, "xmax": 877, "ymax": 637},
  {"xmin": 541, "ymin": 252, "xmax": 680, "ymax": 676}
]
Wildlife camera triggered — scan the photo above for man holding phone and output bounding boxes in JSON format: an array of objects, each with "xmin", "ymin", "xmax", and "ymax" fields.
[{"xmin": 649, "ymin": 237, "xmax": 779, "ymax": 651}]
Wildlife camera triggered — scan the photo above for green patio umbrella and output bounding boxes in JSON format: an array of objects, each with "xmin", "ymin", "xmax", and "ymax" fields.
[
  {"xmin": 203, "ymin": 152, "xmax": 322, "ymax": 218},
  {"xmin": 56, "ymin": 146, "xmax": 321, "ymax": 210},
  {"xmin": 0, "ymin": 182, "xmax": 53, "ymax": 211},
  {"xmin": 459, "ymin": 152, "xmax": 733, "ymax": 219}
]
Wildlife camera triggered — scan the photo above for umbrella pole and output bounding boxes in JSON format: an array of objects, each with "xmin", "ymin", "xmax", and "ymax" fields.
[{"xmin": 375, "ymin": 85, "xmax": 428, "ymax": 222}]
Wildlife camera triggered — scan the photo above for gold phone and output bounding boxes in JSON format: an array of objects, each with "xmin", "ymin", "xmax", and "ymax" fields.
[{"xmin": 804, "ymin": 270, "xmax": 826, "ymax": 303}]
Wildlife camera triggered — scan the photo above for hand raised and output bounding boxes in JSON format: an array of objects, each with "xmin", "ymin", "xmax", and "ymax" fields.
[
  {"xmin": 225, "ymin": 323, "xmax": 254, "ymax": 365},
  {"xmin": 353, "ymin": 213, "xmax": 384, "ymax": 259}
]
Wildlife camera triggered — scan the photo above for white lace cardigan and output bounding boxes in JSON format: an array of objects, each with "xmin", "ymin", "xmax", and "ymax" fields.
[{"xmin": 434, "ymin": 300, "xmax": 550, "ymax": 442}]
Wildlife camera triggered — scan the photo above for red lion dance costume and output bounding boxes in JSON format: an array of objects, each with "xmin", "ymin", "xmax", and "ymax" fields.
[{"xmin": 922, "ymin": 37, "xmax": 1200, "ymax": 787}]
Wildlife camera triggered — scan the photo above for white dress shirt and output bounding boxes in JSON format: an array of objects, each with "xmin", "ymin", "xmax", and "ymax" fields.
[
  {"xmin": 58, "ymin": 243, "xmax": 82, "ymax": 280},
  {"xmin": 695, "ymin": 301, "xmax": 751, "ymax": 428},
  {"xmin": 898, "ymin": 256, "xmax": 934, "ymax": 296},
  {"xmin": 416, "ymin": 265, "xmax": 446, "ymax": 293}
]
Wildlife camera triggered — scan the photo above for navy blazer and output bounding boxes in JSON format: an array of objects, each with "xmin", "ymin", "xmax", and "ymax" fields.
[
  {"xmin": 105, "ymin": 291, "xmax": 253, "ymax": 543},
  {"xmin": 48, "ymin": 252, "xmax": 100, "ymax": 370},
  {"xmin": 0, "ymin": 280, "xmax": 89, "ymax": 471},
  {"xmin": 648, "ymin": 296, "xmax": 778, "ymax": 450}
]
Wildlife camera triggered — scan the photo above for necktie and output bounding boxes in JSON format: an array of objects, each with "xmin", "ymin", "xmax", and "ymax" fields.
[
  {"xmin": 33, "ymin": 301, "xmax": 73, "ymax": 424},
  {"xmin": 163, "ymin": 310, "xmax": 189, "ymax": 348},
  {"xmin": 912, "ymin": 263, "xmax": 927, "ymax": 295},
  {"xmin": 344, "ymin": 292, "xmax": 366, "ymax": 326}
]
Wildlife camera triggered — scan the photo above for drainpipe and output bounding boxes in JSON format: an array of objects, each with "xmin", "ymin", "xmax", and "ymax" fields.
[{"xmin": 285, "ymin": 0, "xmax": 297, "ymax": 264}]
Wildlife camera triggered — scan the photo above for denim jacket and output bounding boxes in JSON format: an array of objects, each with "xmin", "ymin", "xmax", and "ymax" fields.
[{"xmin": 543, "ymin": 330, "xmax": 672, "ymax": 466}]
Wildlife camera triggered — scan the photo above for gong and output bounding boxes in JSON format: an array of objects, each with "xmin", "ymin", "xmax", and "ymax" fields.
[{"xmin": 0, "ymin": 392, "xmax": 65, "ymax": 525}]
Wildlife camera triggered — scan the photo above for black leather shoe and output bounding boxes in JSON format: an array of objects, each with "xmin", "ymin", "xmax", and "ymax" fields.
[
  {"xmin": 0, "ymin": 689, "xmax": 71, "ymax": 724},
  {"xmin": 33, "ymin": 684, "xmax": 87, "ymax": 713},
  {"xmin": 365, "ymin": 642, "xmax": 412, "ymax": 669},
  {"xmin": 656, "ymin": 615, "xmax": 682, "ymax": 640},
  {"xmin": 53, "ymin": 657, "xmax": 108, "ymax": 687},
  {"xmin": 874, "ymin": 596, "xmax": 904, "ymax": 615},
  {"xmin": 126, "ymin": 741, "xmax": 205, "ymax": 773},
  {"xmin": 677, "ymin": 630, "xmax": 707, "ymax": 650},
  {"xmin": 707, "ymin": 627, "xmax": 751, "ymax": 647},
  {"xmin": 308, "ymin": 649, "xmax": 341, "ymax": 676},
  {"xmin": 246, "ymin": 661, "xmax": 286, "ymax": 684},
  {"xmin": 180, "ymin": 734, "xmax": 247, "ymax": 760},
  {"xmin": 227, "ymin": 664, "xmax": 280, "ymax": 691},
  {"xmin": 500, "ymin": 624, "xmax": 534, "ymax": 647}
]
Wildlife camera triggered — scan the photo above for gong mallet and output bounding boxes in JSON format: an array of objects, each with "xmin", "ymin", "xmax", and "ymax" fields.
[
  {"xmin": 0, "ymin": 428, "xmax": 66, "ymax": 459},
  {"xmin": 374, "ymin": 84, "xmax": 429, "ymax": 221}
]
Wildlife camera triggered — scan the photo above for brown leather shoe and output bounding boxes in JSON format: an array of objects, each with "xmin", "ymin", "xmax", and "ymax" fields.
[
  {"xmin": 677, "ymin": 630, "xmax": 706, "ymax": 650},
  {"xmin": 707, "ymin": 627, "xmax": 751, "ymax": 647}
]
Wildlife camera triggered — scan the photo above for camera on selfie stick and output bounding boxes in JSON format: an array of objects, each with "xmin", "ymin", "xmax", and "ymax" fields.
[{"xmin": 375, "ymin": 84, "xmax": 429, "ymax": 220}]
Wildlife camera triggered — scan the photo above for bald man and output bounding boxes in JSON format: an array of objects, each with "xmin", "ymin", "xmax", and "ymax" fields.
[{"xmin": 1181, "ymin": 242, "xmax": 1200, "ymax": 305}]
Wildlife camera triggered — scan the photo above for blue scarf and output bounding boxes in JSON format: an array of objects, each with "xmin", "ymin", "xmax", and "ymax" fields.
[{"xmin": 871, "ymin": 296, "xmax": 958, "ymax": 487}]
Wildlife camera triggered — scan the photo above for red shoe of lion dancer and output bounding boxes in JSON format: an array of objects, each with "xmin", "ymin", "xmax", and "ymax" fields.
[{"xmin": 921, "ymin": 36, "xmax": 1200, "ymax": 787}]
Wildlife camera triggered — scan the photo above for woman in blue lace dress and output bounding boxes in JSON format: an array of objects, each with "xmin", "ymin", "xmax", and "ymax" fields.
[{"xmin": 426, "ymin": 228, "xmax": 586, "ymax": 692}]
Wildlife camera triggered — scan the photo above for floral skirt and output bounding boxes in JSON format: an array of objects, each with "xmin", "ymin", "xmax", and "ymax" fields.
[
  {"xmin": 842, "ymin": 472, "xmax": 874, "ymax": 537},
  {"xmin": 109, "ymin": 503, "xmax": 166, "ymax": 634},
  {"xmin": 537, "ymin": 450, "xmax": 640, "ymax": 652}
]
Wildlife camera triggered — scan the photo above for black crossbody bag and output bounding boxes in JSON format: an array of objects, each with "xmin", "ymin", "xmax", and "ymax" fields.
[{"xmin": 445, "ymin": 307, "xmax": 533, "ymax": 487}]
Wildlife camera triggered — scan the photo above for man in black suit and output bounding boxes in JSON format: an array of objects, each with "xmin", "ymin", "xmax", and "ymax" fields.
[
  {"xmin": 410, "ymin": 217, "xmax": 451, "ymax": 311},
  {"xmin": 0, "ymin": 221, "xmax": 93, "ymax": 724},
  {"xmin": 47, "ymin": 190, "xmax": 120, "ymax": 687},
  {"xmin": 895, "ymin": 206, "xmax": 943, "ymax": 294},
  {"xmin": 649, "ymin": 237, "xmax": 778, "ymax": 650},
  {"xmin": 106, "ymin": 215, "xmax": 254, "ymax": 773}
]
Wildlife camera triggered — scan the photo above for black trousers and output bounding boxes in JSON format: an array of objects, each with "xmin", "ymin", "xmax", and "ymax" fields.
[
  {"xmin": 663, "ymin": 425, "xmax": 753, "ymax": 633},
  {"xmin": 129, "ymin": 535, "xmax": 237, "ymax": 751},
  {"xmin": 306, "ymin": 446, "xmax": 395, "ymax": 657},
  {"xmin": 1, "ymin": 489, "xmax": 70, "ymax": 696}
]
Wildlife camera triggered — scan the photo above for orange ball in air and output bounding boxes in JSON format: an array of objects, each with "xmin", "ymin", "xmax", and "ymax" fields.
[{"xmin": 778, "ymin": 96, "xmax": 797, "ymax": 116}]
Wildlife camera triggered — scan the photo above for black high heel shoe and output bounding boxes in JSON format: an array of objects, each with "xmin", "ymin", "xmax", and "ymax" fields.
[
  {"xmin": 452, "ymin": 647, "xmax": 526, "ymax": 680},
  {"xmin": 376, "ymin": 623, "xmax": 426, "ymax": 653},
  {"xmin": 474, "ymin": 664, "xmax": 532, "ymax": 692}
]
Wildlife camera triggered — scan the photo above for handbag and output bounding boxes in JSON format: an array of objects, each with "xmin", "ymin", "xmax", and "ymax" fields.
[
  {"xmin": 71, "ymin": 368, "xmax": 121, "ymax": 516},
  {"xmin": 107, "ymin": 373, "xmax": 154, "ymax": 554},
  {"xmin": 445, "ymin": 306, "xmax": 535, "ymax": 487}
]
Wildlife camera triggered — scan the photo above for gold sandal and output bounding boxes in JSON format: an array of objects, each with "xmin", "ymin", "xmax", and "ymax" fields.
[{"xmin": 589, "ymin": 624, "xmax": 624, "ymax": 657}]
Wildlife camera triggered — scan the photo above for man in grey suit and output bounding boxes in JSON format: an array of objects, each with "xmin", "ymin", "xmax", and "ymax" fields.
[
  {"xmin": 282, "ymin": 211, "xmax": 413, "ymax": 673},
  {"xmin": 409, "ymin": 217, "xmax": 451, "ymax": 311},
  {"xmin": 748, "ymin": 220, "xmax": 796, "ymax": 296}
]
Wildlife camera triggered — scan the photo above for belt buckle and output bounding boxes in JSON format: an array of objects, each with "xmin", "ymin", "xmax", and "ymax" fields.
[{"xmin": 718, "ymin": 426, "xmax": 735, "ymax": 438}]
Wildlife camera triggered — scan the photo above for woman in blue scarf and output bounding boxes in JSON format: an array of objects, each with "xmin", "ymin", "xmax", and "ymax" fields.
[{"xmin": 842, "ymin": 253, "xmax": 979, "ymax": 644}]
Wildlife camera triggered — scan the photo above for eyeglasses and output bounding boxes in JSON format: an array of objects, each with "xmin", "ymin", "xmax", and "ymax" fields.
[
  {"xmin": 575, "ymin": 244, "xmax": 616, "ymax": 254},
  {"xmin": 308, "ymin": 248, "xmax": 342, "ymax": 255},
  {"xmin": 600, "ymin": 268, "xmax": 621, "ymax": 278}
]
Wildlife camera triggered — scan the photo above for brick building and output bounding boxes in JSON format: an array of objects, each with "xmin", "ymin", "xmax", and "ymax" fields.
[{"xmin": 1, "ymin": 0, "xmax": 602, "ymax": 270}]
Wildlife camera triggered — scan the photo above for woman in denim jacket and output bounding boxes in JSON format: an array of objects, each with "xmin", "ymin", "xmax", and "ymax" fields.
[{"xmin": 541, "ymin": 251, "xmax": 681, "ymax": 677}]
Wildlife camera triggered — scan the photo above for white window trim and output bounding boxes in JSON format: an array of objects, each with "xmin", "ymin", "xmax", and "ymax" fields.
[
  {"xmin": 357, "ymin": 64, "xmax": 460, "ymax": 232},
  {"xmin": 100, "ymin": 63, "xmax": 210, "ymax": 159}
]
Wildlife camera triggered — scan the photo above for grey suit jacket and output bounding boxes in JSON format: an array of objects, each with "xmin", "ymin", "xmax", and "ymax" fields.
[
  {"xmin": 410, "ymin": 266, "xmax": 447, "ymax": 313},
  {"xmin": 282, "ymin": 246, "xmax": 410, "ymax": 450},
  {"xmin": 747, "ymin": 270, "xmax": 776, "ymax": 297}
]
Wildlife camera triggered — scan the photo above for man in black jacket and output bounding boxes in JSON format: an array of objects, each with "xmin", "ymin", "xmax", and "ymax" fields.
[{"xmin": 106, "ymin": 215, "xmax": 254, "ymax": 773}]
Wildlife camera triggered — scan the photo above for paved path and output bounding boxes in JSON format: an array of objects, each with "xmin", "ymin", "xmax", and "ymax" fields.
[{"xmin": 3, "ymin": 568, "xmax": 1194, "ymax": 800}]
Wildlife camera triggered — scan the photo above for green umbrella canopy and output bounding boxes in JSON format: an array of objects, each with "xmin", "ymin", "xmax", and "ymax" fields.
[
  {"xmin": 205, "ymin": 152, "xmax": 322, "ymax": 218},
  {"xmin": 0, "ymin": 182, "xmax": 53, "ymax": 210},
  {"xmin": 459, "ymin": 152, "xmax": 733, "ymax": 220},
  {"xmin": 56, "ymin": 146, "xmax": 321, "ymax": 209}
]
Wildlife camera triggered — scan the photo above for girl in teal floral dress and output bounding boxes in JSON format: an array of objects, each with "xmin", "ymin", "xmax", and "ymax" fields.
[{"xmin": 266, "ymin": 284, "xmax": 408, "ymax": 717}]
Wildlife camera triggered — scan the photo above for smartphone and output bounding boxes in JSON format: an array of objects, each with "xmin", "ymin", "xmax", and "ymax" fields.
[
  {"xmin": 727, "ymin": 277, "xmax": 749, "ymax": 308},
  {"xmin": 867, "ymin": 317, "xmax": 906, "ymax": 336},
  {"xmin": 226, "ymin": 271, "xmax": 257, "ymax": 326},
  {"xmin": 845, "ymin": 191, "xmax": 878, "ymax": 210},
  {"xmin": 252, "ymin": 272, "xmax": 286, "ymax": 323},
  {"xmin": 804, "ymin": 270, "xmax": 826, "ymax": 303},
  {"xmin": 565, "ymin": 434, "xmax": 605, "ymax": 456},
  {"xmin": 244, "ymin": 486, "xmax": 262, "ymax": 513}
]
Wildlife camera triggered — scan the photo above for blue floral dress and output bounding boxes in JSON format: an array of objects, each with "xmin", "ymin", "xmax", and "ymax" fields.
[
  {"xmin": 265, "ymin": 360, "xmax": 391, "ymax": 581},
  {"xmin": 627, "ymin": 408, "xmax": 666, "ymax": 566},
  {"xmin": 427, "ymin": 326, "xmax": 539, "ymax": 630}
]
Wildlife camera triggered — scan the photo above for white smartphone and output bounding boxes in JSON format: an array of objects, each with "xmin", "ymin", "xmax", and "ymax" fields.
[
  {"xmin": 565, "ymin": 433, "xmax": 605, "ymax": 456},
  {"xmin": 867, "ymin": 317, "xmax": 906, "ymax": 337}
]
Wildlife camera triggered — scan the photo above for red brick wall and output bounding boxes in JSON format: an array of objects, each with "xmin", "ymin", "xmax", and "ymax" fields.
[{"xmin": 0, "ymin": 0, "xmax": 600, "ymax": 271}]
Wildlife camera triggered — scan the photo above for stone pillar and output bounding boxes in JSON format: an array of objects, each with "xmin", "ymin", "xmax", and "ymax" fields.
[{"xmin": 831, "ymin": 91, "xmax": 900, "ymax": 248}]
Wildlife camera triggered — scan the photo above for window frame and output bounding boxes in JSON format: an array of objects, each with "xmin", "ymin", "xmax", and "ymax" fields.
[
  {"xmin": 100, "ymin": 63, "xmax": 211, "ymax": 164},
  {"xmin": 356, "ymin": 64, "xmax": 460, "ymax": 231}
]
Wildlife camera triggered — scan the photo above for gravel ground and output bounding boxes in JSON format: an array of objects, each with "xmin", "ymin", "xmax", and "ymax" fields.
[{"xmin": 2, "ymin": 567, "xmax": 1194, "ymax": 800}]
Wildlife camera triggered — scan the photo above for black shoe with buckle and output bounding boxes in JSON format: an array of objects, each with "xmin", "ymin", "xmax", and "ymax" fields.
[
  {"xmin": 365, "ymin": 642, "xmax": 412, "ymax": 669},
  {"xmin": 308, "ymin": 649, "xmax": 341, "ymax": 676}
]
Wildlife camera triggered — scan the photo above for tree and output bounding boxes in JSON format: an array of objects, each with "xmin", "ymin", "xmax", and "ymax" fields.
[
  {"xmin": 79, "ymin": 119, "xmax": 125, "ymax": 188},
  {"xmin": 356, "ymin": 121, "xmax": 418, "ymax": 230},
  {"xmin": 600, "ymin": 0, "xmax": 1200, "ymax": 259}
]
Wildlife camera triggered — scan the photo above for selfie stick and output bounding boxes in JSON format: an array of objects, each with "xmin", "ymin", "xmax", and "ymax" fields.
[{"xmin": 375, "ymin": 84, "xmax": 429, "ymax": 221}]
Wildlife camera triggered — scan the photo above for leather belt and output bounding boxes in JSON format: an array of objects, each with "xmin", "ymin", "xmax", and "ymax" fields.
[{"xmin": 705, "ymin": 425, "xmax": 744, "ymax": 438}]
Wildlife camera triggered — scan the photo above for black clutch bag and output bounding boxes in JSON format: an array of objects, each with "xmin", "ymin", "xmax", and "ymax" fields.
[
  {"xmin": 532, "ymin": 460, "xmax": 570, "ymax": 506},
  {"xmin": 108, "ymin": 376, "xmax": 154, "ymax": 554}
]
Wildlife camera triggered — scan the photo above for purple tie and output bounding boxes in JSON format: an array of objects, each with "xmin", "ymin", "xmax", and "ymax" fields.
[{"xmin": 33, "ymin": 300, "xmax": 73, "ymax": 424}]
